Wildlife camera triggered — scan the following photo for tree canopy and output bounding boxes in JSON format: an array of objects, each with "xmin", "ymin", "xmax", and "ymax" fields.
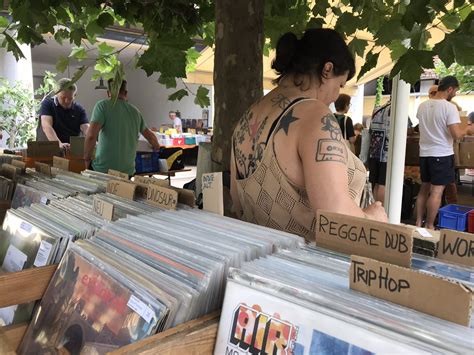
[{"xmin": 0, "ymin": 0, "xmax": 472, "ymax": 102}]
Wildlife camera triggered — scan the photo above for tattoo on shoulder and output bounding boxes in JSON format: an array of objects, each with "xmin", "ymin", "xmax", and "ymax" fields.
[
  {"xmin": 271, "ymin": 93, "xmax": 291, "ymax": 109},
  {"xmin": 276, "ymin": 108, "xmax": 299, "ymax": 135},
  {"xmin": 321, "ymin": 114, "xmax": 342, "ymax": 141},
  {"xmin": 315, "ymin": 114, "xmax": 347, "ymax": 164}
]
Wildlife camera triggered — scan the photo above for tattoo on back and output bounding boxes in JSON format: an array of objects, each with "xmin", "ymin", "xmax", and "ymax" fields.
[
  {"xmin": 276, "ymin": 109, "xmax": 299, "ymax": 136},
  {"xmin": 271, "ymin": 93, "xmax": 291, "ymax": 109},
  {"xmin": 315, "ymin": 114, "xmax": 347, "ymax": 164}
]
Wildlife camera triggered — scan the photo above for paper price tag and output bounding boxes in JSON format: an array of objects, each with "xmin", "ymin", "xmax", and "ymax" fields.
[
  {"xmin": 2, "ymin": 245, "xmax": 27, "ymax": 272},
  {"xmin": 34, "ymin": 240, "xmax": 53, "ymax": 267},
  {"xmin": 20, "ymin": 221, "xmax": 33, "ymax": 233},
  {"xmin": 127, "ymin": 294, "xmax": 154, "ymax": 323},
  {"xmin": 40, "ymin": 196, "xmax": 49, "ymax": 205}
]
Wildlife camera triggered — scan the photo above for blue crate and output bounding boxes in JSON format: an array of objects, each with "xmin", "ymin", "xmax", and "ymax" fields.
[
  {"xmin": 135, "ymin": 151, "xmax": 160, "ymax": 173},
  {"xmin": 438, "ymin": 204, "xmax": 473, "ymax": 231}
]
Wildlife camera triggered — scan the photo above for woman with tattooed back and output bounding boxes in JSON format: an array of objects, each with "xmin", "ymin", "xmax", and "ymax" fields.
[{"xmin": 230, "ymin": 29, "xmax": 387, "ymax": 242}]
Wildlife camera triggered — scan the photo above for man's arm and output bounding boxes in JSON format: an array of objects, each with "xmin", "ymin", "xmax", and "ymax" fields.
[
  {"xmin": 80, "ymin": 123, "xmax": 90, "ymax": 135},
  {"xmin": 142, "ymin": 128, "xmax": 160, "ymax": 150},
  {"xmin": 41, "ymin": 116, "xmax": 66, "ymax": 148},
  {"xmin": 84, "ymin": 122, "xmax": 102, "ymax": 167},
  {"xmin": 449, "ymin": 123, "xmax": 474, "ymax": 140}
]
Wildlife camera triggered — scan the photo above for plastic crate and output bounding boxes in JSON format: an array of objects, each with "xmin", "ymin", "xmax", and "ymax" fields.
[
  {"xmin": 468, "ymin": 210, "xmax": 474, "ymax": 233},
  {"xmin": 135, "ymin": 151, "xmax": 160, "ymax": 174},
  {"xmin": 438, "ymin": 204, "xmax": 473, "ymax": 231},
  {"xmin": 185, "ymin": 137, "xmax": 196, "ymax": 145}
]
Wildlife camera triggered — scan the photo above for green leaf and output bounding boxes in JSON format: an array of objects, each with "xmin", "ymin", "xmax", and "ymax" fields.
[
  {"xmin": 390, "ymin": 49, "xmax": 434, "ymax": 84},
  {"xmin": 158, "ymin": 76, "xmax": 177, "ymax": 89},
  {"xmin": 54, "ymin": 28, "xmax": 69, "ymax": 45},
  {"xmin": 17, "ymin": 26, "xmax": 46, "ymax": 46},
  {"xmin": 56, "ymin": 56, "xmax": 69, "ymax": 73},
  {"xmin": 69, "ymin": 66, "xmax": 89, "ymax": 87},
  {"xmin": 69, "ymin": 28, "xmax": 86, "ymax": 46},
  {"xmin": 400, "ymin": 0, "xmax": 433, "ymax": 30},
  {"xmin": 98, "ymin": 42, "xmax": 115, "ymax": 56},
  {"xmin": 69, "ymin": 46, "xmax": 88, "ymax": 61},
  {"xmin": 168, "ymin": 89, "xmax": 188, "ymax": 101},
  {"xmin": 2, "ymin": 33, "xmax": 25, "ymax": 61},
  {"xmin": 409, "ymin": 25, "xmax": 431, "ymax": 50},
  {"xmin": 335, "ymin": 12, "xmax": 360, "ymax": 36},
  {"xmin": 454, "ymin": 0, "xmax": 465, "ymax": 9},
  {"xmin": 186, "ymin": 48, "xmax": 200, "ymax": 73},
  {"xmin": 109, "ymin": 62, "xmax": 125, "ymax": 104},
  {"xmin": 306, "ymin": 17, "xmax": 325, "ymax": 29},
  {"xmin": 312, "ymin": 0, "xmax": 330, "ymax": 17},
  {"xmin": 434, "ymin": 33, "xmax": 474, "ymax": 67},
  {"xmin": 459, "ymin": 5, "xmax": 471, "ymax": 21},
  {"xmin": 388, "ymin": 40, "xmax": 408, "ymax": 61},
  {"xmin": 347, "ymin": 38, "xmax": 367, "ymax": 58},
  {"xmin": 0, "ymin": 16, "xmax": 9, "ymax": 28},
  {"xmin": 194, "ymin": 86, "xmax": 210, "ymax": 107},
  {"xmin": 357, "ymin": 52, "xmax": 380, "ymax": 81},
  {"xmin": 86, "ymin": 20, "xmax": 104, "ymax": 40},
  {"xmin": 375, "ymin": 19, "xmax": 409, "ymax": 46},
  {"xmin": 97, "ymin": 13, "xmax": 115, "ymax": 28},
  {"xmin": 442, "ymin": 13, "xmax": 461, "ymax": 30}
]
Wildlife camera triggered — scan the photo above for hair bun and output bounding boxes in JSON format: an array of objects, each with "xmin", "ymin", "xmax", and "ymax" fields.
[{"xmin": 272, "ymin": 32, "xmax": 298, "ymax": 73}]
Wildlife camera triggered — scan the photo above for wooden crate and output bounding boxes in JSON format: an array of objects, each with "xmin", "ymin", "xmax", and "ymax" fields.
[{"xmin": 0, "ymin": 265, "xmax": 219, "ymax": 354}]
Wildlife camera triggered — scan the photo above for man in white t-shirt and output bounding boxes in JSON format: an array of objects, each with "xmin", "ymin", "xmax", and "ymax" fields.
[
  {"xmin": 169, "ymin": 111, "xmax": 182, "ymax": 133},
  {"xmin": 415, "ymin": 76, "xmax": 474, "ymax": 229}
]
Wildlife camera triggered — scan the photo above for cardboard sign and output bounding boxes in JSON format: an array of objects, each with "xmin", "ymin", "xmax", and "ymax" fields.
[
  {"xmin": 11, "ymin": 159, "xmax": 26, "ymax": 171},
  {"xmin": 106, "ymin": 180, "xmax": 136, "ymax": 200},
  {"xmin": 134, "ymin": 175, "xmax": 169, "ymax": 187},
  {"xmin": 108, "ymin": 169, "xmax": 129, "ymax": 179},
  {"xmin": 437, "ymin": 229, "xmax": 474, "ymax": 267},
  {"xmin": 70, "ymin": 136, "xmax": 85, "ymax": 158},
  {"xmin": 350, "ymin": 255, "xmax": 472, "ymax": 326},
  {"xmin": 92, "ymin": 196, "xmax": 114, "ymax": 221},
  {"xmin": 316, "ymin": 211, "xmax": 413, "ymax": 267},
  {"xmin": 1, "ymin": 164, "xmax": 20, "ymax": 179},
  {"xmin": 34, "ymin": 162, "xmax": 52, "ymax": 177},
  {"xmin": 27, "ymin": 141, "xmax": 61, "ymax": 158},
  {"xmin": 202, "ymin": 172, "xmax": 224, "ymax": 215},
  {"xmin": 53, "ymin": 156, "xmax": 70, "ymax": 171},
  {"xmin": 146, "ymin": 185, "xmax": 178, "ymax": 210},
  {"xmin": 175, "ymin": 187, "xmax": 195, "ymax": 207}
]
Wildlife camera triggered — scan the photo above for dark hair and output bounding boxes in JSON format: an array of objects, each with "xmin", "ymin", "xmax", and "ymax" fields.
[
  {"xmin": 169, "ymin": 111, "xmax": 176, "ymax": 114},
  {"xmin": 437, "ymin": 76, "xmax": 459, "ymax": 92},
  {"xmin": 107, "ymin": 78, "xmax": 127, "ymax": 93},
  {"xmin": 334, "ymin": 93, "xmax": 351, "ymax": 111},
  {"xmin": 272, "ymin": 29, "xmax": 355, "ymax": 86}
]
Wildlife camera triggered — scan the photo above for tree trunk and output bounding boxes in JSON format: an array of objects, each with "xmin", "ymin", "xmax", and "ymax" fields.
[{"xmin": 212, "ymin": 0, "xmax": 264, "ymax": 172}]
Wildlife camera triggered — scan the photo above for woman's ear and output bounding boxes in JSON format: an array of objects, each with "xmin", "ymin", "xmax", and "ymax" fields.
[{"xmin": 322, "ymin": 62, "xmax": 334, "ymax": 78}]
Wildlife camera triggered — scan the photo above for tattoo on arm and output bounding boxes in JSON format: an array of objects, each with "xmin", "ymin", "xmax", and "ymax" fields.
[{"xmin": 315, "ymin": 114, "xmax": 347, "ymax": 164}]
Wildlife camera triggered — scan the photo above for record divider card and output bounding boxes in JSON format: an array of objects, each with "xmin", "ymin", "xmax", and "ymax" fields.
[{"xmin": 315, "ymin": 211, "xmax": 473, "ymax": 326}]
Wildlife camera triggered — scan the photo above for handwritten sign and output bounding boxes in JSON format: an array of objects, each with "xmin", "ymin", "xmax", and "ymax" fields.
[
  {"xmin": 34, "ymin": 162, "xmax": 52, "ymax": 177},
  {"xmin": 350, "ymin": 255, "xmax": 472, "ymax": 326},
  {"xmin": 93, "ymin": 196, "xmax": 114, "ymax": 221},
  {"xmin": 11, "ymin": 159, "xmax": 26, "ymax": 171},
  {"xmin": 202, "ymin": 172, "xmax": 223, "ymax": 215},
  {"xmin": 53, "ymin": 156, "xmax": 70, "ymax": 171},
  {"xmin": 134, "ymin": 175, "xmax": 169, "ymax": 187},
  {"xmin": 106, "ymin": 180, "xmax": 136, "ymax": 200},
  {"xmin": 146, "ymin": 185, "xmax": 178, "ymax": 210},
  {"xmin": 316, "ymin": 211, "xmax": 413, "ymax": 267},
  {"xmin": 437, "ymin": 229, "xmax": 474, "ymax": 267},
  {"xmin": 108, "ymin": 169, "xmax": 129, "ymax": 179}
]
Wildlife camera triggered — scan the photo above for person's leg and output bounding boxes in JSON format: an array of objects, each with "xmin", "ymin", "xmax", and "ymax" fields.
[
  {"xmin": 445, "ymin": 183, "xmax": 457, "ymax": 204},
  {"xmin": 376, "ymin": 162, "xmax": 387, "ymax": 204},
  {"xmin": 426, "ymin": 184, "xmax": 445, "ymax": 229},
  {"xmin": 375, "ymin": 185, "xmax": 385, "ymax": 204},
  {"xmin": 416, "ymin": 182, "xmax": 430, "ymax": 227}
]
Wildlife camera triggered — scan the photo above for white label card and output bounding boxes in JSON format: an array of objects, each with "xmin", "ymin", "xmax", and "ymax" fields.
[
  {"xmin": 20, "ymin": 221, "xmax": 32, "ymax": 233},
  {"xmin": 127, "ymin": 294, "xmax": 154, "ymax": 323},
  {"xmin": 40, "ymin": 196, "xmax": 49, "ymax": 205},
  {"xmin": 33, "ymin": 240, "xmax": 53, "ymax": 267},
  {"xmin": 2, "ymin": 245, "xmax": 27, "ymax": 272},
  {"xmin": 416, "ymin": 228, "xmax": 433, "ymax": 238}
]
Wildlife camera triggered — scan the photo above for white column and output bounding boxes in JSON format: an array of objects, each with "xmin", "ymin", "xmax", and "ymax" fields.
[
  {"xmin": 350, "ymin": 84, "xmax": 364, "ymax": 124},
  {"xmin": 0, "ymin": 43, "xmax": 33, "ymax": 89},
  {"xmin": 385, "ymin": 74, "xmax": 410, "ymax": 223},
  {"xmin": 0, "ymin": 43, "xmax": 34, "ymax": 148}
]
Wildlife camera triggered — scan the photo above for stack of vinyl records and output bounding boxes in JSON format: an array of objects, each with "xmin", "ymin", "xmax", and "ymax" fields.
[
  {"xmin": 215, "ymin": 246, "xmax": 474, "ymax": 354},
  {"xmin": 0, "ymin": 153, "xmax": 22, "ymax": 166},
  {"xmin": 17, "ymin": 210, "xmax": 302, "ymax": 354},
  {"xmin": 0, "ymin": 176, "xmax": 14, "ymax": 201}
]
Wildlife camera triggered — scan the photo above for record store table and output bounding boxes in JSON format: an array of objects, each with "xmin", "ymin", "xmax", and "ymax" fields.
[
  {"xmin": 0, "ymin": 265, "xmax": 219, "ymax": 354},
  {"xmin": 135, "ymin": 168, "xmax": 192, "ymax": 182}
]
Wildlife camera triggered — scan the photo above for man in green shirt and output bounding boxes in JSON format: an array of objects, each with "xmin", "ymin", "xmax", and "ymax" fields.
[{"xmin": 84, "ymin": 79, "xmax": 160, "ymax": 176}]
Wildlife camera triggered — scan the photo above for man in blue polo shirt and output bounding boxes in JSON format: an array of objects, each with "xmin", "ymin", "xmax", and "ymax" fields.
[{"xmin": 37, "ymin": 78, "xmax": 89, "ymax": 149}]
